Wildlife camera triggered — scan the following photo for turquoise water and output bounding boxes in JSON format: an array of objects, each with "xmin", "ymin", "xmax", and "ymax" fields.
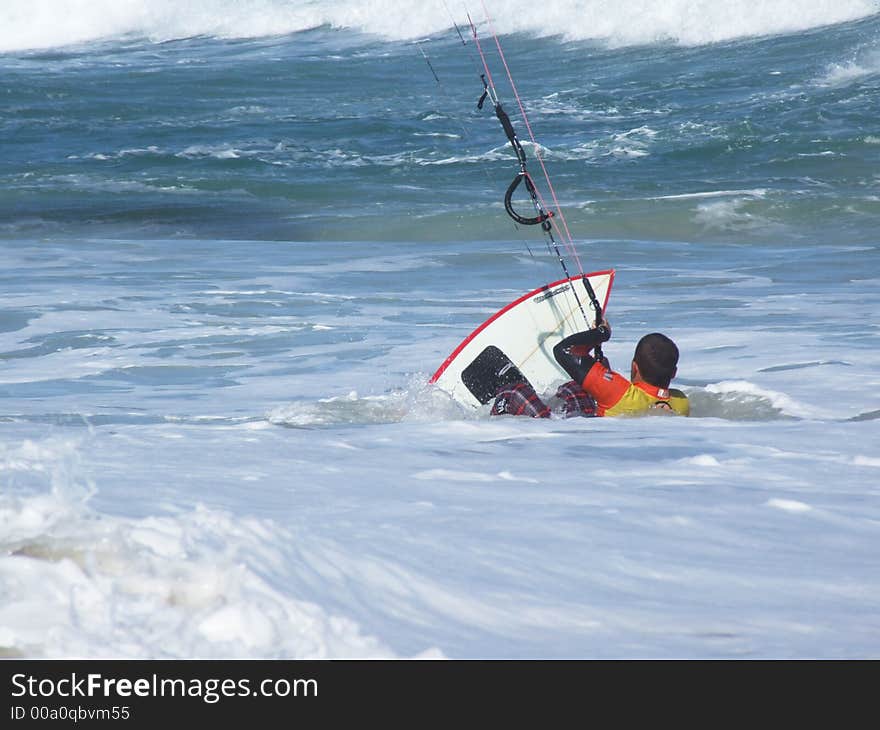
[
  {"xmin": 4, "ymin": 13, "xmax": 880, "ymax": 244},
  {"xmin": 1, "ymin": 2, "xmax": 879, "ymax": 659}
]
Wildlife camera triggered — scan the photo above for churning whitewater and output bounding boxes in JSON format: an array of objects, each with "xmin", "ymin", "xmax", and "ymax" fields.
[{"xmin": 1, "ymin": 0, "xmax": 879, "ymax": 658}]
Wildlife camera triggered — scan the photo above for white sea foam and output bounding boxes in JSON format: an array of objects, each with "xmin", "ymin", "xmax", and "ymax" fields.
[
  {"xmin": 693, "ymin": 198, "xmax": 771, "ymax": 232},
  {"xmin": 815, "ymin": 49, "xmax": 880, "ymax": 86},
  {"xmin": 177, "ymin": 144, "xmax": 242, "ymax": 160},
  {"xmin": 0, "ymin": 452, "xmax": 401, "ymax": 658},
  {"xmin": 267, "ymin": 391, "xmax": 408, "ymax": 426},
  {"xmin": 1, "ymin": 0, "xmax": 878, "ymax": 52},
  {"xmin": 649, "ymin": 189, "xmax": 769, "ymax": 202},
  {"xmin": 766, "ymin": 498, "xmax": 813, "ymax": 513},
  {"xmin": 704, "ymin": 381, "xmax": 829, "ymax": 420},
  {"xmin": 0, "ymin": 177, "xmax": 877, "ymax": 658},
  {"xmin": 266, "ymin": 378, "xmax": 474, "ymax": 427}
]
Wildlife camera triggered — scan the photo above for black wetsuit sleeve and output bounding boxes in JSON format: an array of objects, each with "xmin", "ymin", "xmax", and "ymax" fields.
[{"xmin": 553, "ymin": 326, "xmax": 611, "ymax": 384}]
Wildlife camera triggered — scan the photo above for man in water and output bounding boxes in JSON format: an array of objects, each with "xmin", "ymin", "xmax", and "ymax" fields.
[{"xmin": 491, "ymin": 321, "xmax": 689, "ymax": 418}]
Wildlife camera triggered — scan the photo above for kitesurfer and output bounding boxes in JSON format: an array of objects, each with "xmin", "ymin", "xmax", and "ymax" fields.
[{"xmin": 491, "ymin": 321, "xmax": 689, "ymax": 418}]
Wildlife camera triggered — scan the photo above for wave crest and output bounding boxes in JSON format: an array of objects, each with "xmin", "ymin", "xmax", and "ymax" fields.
[{"xmin": 2, "ymin": 0, "xmax": 878, "ymax": 53}]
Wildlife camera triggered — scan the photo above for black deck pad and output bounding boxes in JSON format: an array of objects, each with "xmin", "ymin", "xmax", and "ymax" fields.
[{"xmin": 460, "ymin": 345, "xmax": 534, "ymax": 404}]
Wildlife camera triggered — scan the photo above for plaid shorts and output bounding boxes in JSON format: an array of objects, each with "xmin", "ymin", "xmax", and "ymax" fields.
[
  {"xmin": 491, "ymin": 380, "xmax": 596, "ymax": 419},
  {"xmin": 553, "ymin": 380, "xmax": 597, "ymax": 418},
  {"xmin": 490, "ymin": 381, "xmax": 551, "ymax": 418}
]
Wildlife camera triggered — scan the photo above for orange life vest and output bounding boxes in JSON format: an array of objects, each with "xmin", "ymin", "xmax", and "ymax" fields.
[{"xmin": 581, "ymin": 362, "xmax": 689, "ymax": 417}]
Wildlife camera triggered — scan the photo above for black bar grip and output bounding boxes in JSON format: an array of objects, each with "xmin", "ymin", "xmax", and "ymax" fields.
[
  {"xmin": 495, "ymin": 104, "xmax": 528, "ymax": 167},
  {"xmin": 495, "ymin": 103, "xmax": 518, "ymax": 144}
]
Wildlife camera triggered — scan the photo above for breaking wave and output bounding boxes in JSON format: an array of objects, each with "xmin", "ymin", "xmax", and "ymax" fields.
[{"xmin": 2, "ymin": 0, "xmax": 878, "ymax": 52}]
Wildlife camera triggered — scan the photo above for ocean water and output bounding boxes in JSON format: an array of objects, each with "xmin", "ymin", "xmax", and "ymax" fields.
[{"xmin": 1, "ymin": 0, "xmax": 879, "ymax": 659}]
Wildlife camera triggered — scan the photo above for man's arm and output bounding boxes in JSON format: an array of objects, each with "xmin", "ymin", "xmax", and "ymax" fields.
[{"xmin": 553, "ymin": 324, "xmax": 611, "ymax": 384}]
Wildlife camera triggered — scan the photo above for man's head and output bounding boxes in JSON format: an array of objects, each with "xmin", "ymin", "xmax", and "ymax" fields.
[{"xmin": 630, "ymin": 333, "xmax": 679, "ymax": 388}]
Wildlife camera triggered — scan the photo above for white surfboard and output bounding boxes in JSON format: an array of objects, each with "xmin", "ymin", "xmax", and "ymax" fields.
[{"xmin": 430, "ymin": 270, "xmax": 615, "ymax": 409}]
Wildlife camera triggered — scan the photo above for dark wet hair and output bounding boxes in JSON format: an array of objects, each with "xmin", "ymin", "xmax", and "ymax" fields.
[{"xmin": 634, "ymin": 333, "xmax": 679, "ymax": 388}]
